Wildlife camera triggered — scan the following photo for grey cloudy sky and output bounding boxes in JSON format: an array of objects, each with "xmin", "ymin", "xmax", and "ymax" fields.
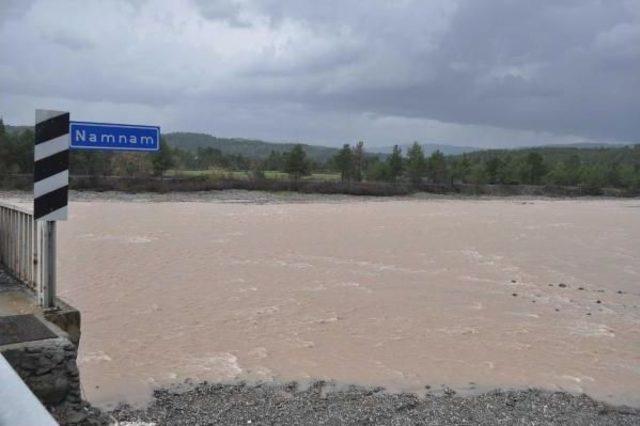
[{"xmin": 1, "ymin": 0, "xmax": 638, "ymax": 148}]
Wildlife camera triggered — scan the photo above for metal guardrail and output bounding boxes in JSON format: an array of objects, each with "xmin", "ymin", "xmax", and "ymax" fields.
[
  {"xmin": 0, "ymin": 201, "xmax": 35, "ymax": 288},
  {"xmin": 0, "ymin": 354, "xmax": 58, "ymax": 425},
  {"xmin": 0, "ymin": 201, "xmax": 57, "ymax": 308}
]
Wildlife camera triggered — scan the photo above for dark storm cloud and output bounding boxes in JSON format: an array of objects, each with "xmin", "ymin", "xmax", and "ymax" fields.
[
  {"xmin": 1, "ymin": 0, "xmax": 638, "ymax": 146},
  {"xmin": 0, "ymin": 0, "xmax": 35, "ymax": 24},
  {"xmin": 404, "ymin": 0, "xmax": 640, "ymax": 140},
  {"xmin": 233, "ymin": 0, "xmax": 640, "ymax": 141}
]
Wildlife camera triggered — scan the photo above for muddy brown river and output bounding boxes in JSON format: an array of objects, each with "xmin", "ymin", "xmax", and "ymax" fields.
[{"xmin": 49, "ymin": 196, "xmax": 640, "ymax": 408}]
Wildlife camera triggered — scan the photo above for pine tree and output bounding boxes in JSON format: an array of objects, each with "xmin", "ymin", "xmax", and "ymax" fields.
[
  {"xmin": 333, "ymin": 144, "xmax": 354, "ymax": 182},
  {"xmin": 452, "ymin": 155, "xmax": 471, "ymax": 183},
  {"xmin": 525, "ymin": 152, "xmax": 546, "ymax": 184},
  {"xmin": 152, "ymin": 139, "xmax": 175, "ymax": 177},
  {"xmin": 352, "ymin": 141, "xmax": 366, "ymax": 182},
  {"xmin": 406, "ymin": 142, "xmax": 426, "ymax": 184},
  {"xmin": 387, "ymin": 145, "xmax": 404, "ymax": 183},
  {"xmin": 485, "ymin": 157, "xmax": 505, "ymax": 184},
  {"xmin": 284, "ymin": 144, "xmax": 310, "ymax": 182},
  {"xmin": 427, "ymin": 150, "xmax": 448, "ymax": 183}
]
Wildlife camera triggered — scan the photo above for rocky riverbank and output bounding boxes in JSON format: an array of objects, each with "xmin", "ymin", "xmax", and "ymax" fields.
[
  {"xmin": 109, "ymin": 381, "xmax": 640, "ymax": 425},
  {"xmin": 2, "ymin": 189, "xmax": 634, "ymax": 206}
]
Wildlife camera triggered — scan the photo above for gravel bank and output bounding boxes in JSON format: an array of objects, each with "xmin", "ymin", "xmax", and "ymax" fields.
[{"xmin": 110, "ymin": 381, "xmax": 640, "ymax": 425}]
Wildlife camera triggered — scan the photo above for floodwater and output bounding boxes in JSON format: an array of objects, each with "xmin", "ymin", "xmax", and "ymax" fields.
[{"xmin": 52, "ymin": 197, "xmax": 640, "ymax": 408}]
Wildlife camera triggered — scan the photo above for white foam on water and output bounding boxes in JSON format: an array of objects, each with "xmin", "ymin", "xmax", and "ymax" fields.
[
  {"xmin": 570, "ymin": 321, "xmax": 616, "ymax": 338},
  {"xmin": 436, "ymin": 326, "xmax": 480, "ymax": 336},
  {"xmin": 78, "ymin": 351, "xmax": 112, "ymax": 364},
  {"xmin": 189, "ymin": 353, "xmax": 242, "ymax": 378},
  {"xmin": 78, "ymin": 234, "xmax": 156, "ymax": 244}
]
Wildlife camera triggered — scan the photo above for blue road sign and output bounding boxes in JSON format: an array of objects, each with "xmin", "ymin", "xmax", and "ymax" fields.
[{"xmin": 70, "ymin": 121, "xmax": 160, "ymax": 152}]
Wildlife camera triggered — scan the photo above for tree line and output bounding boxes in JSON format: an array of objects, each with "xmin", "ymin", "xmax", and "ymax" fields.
[
  {"xmin": 0, "ymin": 119, "xmax": 177, "ymax": 177},
  {"xmin": 1, "ymin": 119, "xmax": 639, "ymax": 191},
  {"xmin": 323, "ymin": 141, "xmax": 640, "ymax": 191}
]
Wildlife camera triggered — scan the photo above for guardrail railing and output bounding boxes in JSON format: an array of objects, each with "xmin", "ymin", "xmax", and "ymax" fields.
[
  {"xmin": 0, "ymin": 201, "xmax": 57, "ymax": 308},
  {"xmin": 0, "ymin": 201, "xmax": 34, "ymax": 288}
]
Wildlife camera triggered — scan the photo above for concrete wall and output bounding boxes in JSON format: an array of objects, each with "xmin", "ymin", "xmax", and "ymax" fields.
[
  {"xmin": 45, "ymin": 298, "xmax": 82, "ymax": 347},
  {"xmin": 0, "ymin": 297, "xmax": 91, "ymax": 424},
  {"xmin": 2, "ymin": 339, "xmax": 81, "ymax": 407}
]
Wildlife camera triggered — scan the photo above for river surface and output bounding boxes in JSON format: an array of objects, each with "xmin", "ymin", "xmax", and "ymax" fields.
[{"xmin": 47, "ymin": 196, "xmax": 640, "ymax": 408}]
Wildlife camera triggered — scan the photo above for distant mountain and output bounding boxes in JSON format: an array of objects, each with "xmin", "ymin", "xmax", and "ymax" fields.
[
  {"xmin": 539, "ymin": 142, "xmax": 627, "ymax": 149},
  {"xmin": 454, "ymin": 143, "xmax": 640, "ymax": 169},
  {"xmin": 6, "ymin": 123, "xmax": 632, "ymax": 161},
  {"xmin": 376, "ymin": 143, "xmax": 479, "ymax": 156},
  {"xmin": 164, "ymin": 132, "xmax": 341, "ymax": 163},
  {"xmin": 162, "ymin": 133, "xmax": 483, "ymax": 161}
]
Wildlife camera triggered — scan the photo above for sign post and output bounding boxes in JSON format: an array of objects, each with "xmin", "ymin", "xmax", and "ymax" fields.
[
  {"xmin": 34, "ymin": 109, "xmax": 70, "ymax": 308},
  {"xmin": 34, "ymin": 110, "xmax": 70, "ymax": 221},
  {"xmin": 31, "ymin": 112, "xmax": 160, "ymax": 308}
]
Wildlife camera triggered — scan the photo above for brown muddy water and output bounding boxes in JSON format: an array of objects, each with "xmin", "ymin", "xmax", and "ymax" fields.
[{"xmin": 48, "ymin": 197, "xmax": 640, "ymax": 408}]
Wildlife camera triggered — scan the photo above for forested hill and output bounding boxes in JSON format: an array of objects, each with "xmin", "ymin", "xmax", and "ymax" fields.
[
  {"xmin": 2, "ymin": 119, "xmax": 639, "ymax": 192},
  {"xmin": 377, "ymin": 143, "xmax": 478, "ymax": 156},
  {"xmin": 455, "ymin": 144, "xmax": 639, "ymax": 166},
  {"xmin": 164, "ymin": 132, "xmax": 479, "ymax": 160},
  {"xmin": 443, "ymin": 144, "xmax": 640, "ymax": 189},
  {"xmin": 5, "ymin": 125, "xmax": 31, "ymax": 134},
  {"xmin": 4, "ymin": 127, "xmax": 346, "ymax": 163},
  {"xmin": 164, "ymin": 132, "xmax": 341, "ymax": 163}
]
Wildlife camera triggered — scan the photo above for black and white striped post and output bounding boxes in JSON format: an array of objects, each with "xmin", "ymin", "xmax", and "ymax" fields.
[{"xmin": 34, "ymin": 109, "xmax": 70, "ymax": 308}]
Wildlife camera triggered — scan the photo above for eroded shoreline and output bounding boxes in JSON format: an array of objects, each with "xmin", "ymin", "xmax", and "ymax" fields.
[{"xmin": 2, "ymin": 189, "xmax": 638, "ymax": 205}]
